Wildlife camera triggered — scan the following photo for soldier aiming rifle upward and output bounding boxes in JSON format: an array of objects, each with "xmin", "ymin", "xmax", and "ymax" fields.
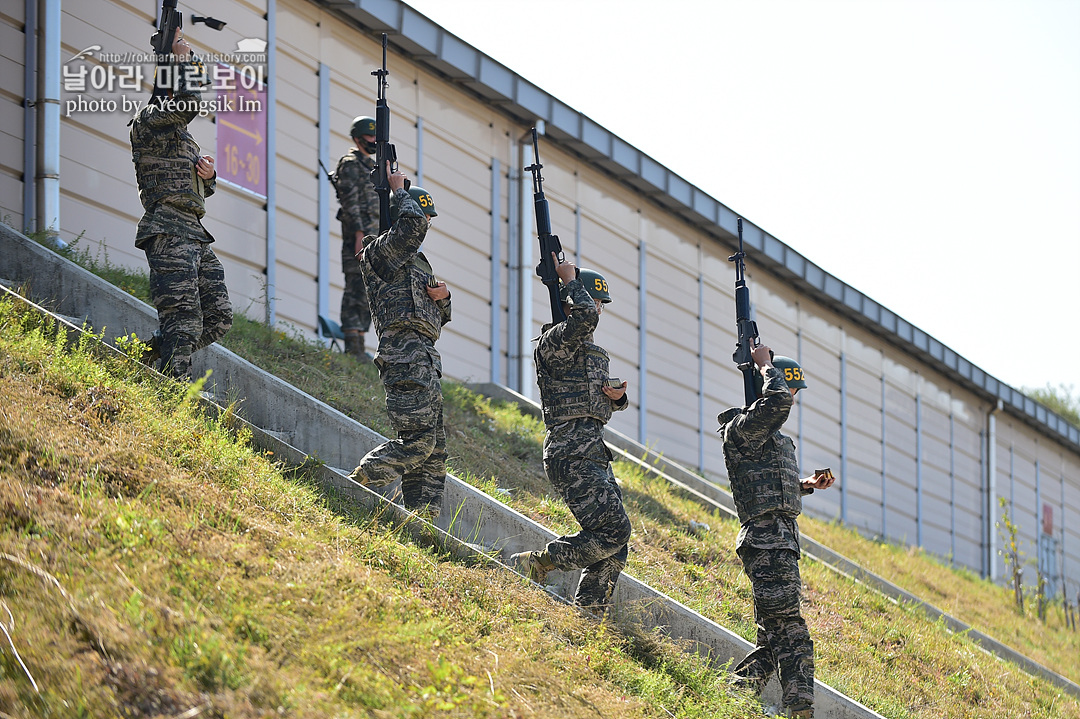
[
  {"xmin": 129, "ymin": 2, "xmax": 232, "ymax": 379},
  {"xmin": 512, "ymin": 128, "xmax": 632, "ymax": 615},
  {"xmin": 718, "ymin": 218, "xmax": 837, "ymax": 718}
]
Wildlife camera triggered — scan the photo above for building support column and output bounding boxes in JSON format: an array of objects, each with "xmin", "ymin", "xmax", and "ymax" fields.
[
  {"xmin": 265, "ymin": 0, "xmax": 278, "ymax": 325},
  {"xmin": 490, "ymin": 158, "xmax": 502, "ymax": 383},
  {"xmin": 36, "ymin": 0, "xmax": 61, "ymax": 243},
  {"xmin": 316, "ymin": 62, "xmax": 331, "ymax": 335}
]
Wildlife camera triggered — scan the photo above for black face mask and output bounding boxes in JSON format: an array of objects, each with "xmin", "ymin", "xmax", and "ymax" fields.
[{"xmin": 361, "ymin": 138, "xmax": 377, "ymax": 154}]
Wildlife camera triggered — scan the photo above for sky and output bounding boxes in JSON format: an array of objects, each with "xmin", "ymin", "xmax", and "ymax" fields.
[{"xmin": 401, "ymin": 0, "xmax": 1080, "ymax": 396}]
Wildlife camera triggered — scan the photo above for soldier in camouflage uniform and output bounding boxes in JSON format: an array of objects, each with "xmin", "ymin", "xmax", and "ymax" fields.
[
  {"xmin": 717, "ymin": 343, "xmax": 837, "ymax": 719},
  {"xmin": 130, "ymin": 29, "xmax": 232, "ymax": 379},
  {"xmin": 347, "ymin": 167, "xmax": 450, "ymax": 515},
  {"xmin": 333, "ymin": 116, "xmax": 381, "ymax": 360},
  {"xmin": 512, "ymin": 257, "xmax": 632, "ymax": 613}
]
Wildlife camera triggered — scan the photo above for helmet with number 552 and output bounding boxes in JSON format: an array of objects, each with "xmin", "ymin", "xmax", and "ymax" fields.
[
  {"xmin": 775, "ymin": 356, "xmax": 807, "ymax": 389},
  {"xmin": 756, "ymin": 355, "xmax": 807, "ymax": 392}
]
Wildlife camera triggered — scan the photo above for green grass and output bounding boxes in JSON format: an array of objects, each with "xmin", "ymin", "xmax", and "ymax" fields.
[
  {"xmin": 0, "ymin": 297, "xmax": 764, "ymax": 718},
  {"xmin": 19, "ymin": 235, "xmax": 1080, "ymax": 718}
]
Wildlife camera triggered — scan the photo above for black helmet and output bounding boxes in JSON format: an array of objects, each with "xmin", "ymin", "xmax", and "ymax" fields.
[
  {"xmin": 389, "ymin": 186, "xmax": 438, "ymax": 223},
  {"xmin": 350, "ymin": 116, "xmax": 376, "ymax": 138},
  {"xmin": 753, "ymin": 355, "xmax": 808, "ymax": 394},
  {"xmin": 559, "ymin": 268, "xmax": 612, "ymax": 305}
]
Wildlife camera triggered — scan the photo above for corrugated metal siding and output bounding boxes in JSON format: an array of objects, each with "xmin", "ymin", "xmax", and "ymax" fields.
[
  {"xmin": 0, "ymin": 4, "xmax": 28, "ymax": 229},
  {"xmin": 3, "ymin": 0, "xmax": 1077, "ymax": 590}
]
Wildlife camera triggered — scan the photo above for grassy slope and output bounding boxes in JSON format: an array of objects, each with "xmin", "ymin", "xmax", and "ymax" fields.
[
  {"xmin": 12, "ymin": 241, "xmax": 1080, "ymax": 717},
  {"xmin": 220, "ymin": 315, "xmax": 1080, "ymax": 719},
  {"xmin": 0, "ymin": 299, "xmax": 762, "ymax": 718}
]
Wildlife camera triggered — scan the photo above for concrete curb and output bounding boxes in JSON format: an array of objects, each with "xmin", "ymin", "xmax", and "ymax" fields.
[
  {"xmin": 0, "ymin": 223, "xmax": 920, "ymax": 718},
  {"xmin": 467, "ymin": 382, "xmax": 1080, "ymax": 700}
]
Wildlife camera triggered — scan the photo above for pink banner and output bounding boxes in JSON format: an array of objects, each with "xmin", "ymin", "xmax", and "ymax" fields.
[{"xmin": 215, "ymin": 70, "xmax": 267, "ymax": 197}]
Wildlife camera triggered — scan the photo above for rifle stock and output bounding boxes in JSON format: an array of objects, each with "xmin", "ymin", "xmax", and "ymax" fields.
[
  {"xmin": 730, "ymin": 218, "xmax": 760, "ymax": 406},
  {"xmin": 370, "ymin": 33, "xmax": 408, "ymax": 234},
  {"xmin": 525, "ymin": 128, "xmax": 568, "ymax": 323}
]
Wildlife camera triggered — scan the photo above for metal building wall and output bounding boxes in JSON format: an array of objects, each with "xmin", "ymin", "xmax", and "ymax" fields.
[
  {"xmin": 0, "ymin": 2, "xmax": 28, "ymax": 229},
  {"xmin": 2, "ymin": 0, "xmax": 1078, "ymax": 594}
]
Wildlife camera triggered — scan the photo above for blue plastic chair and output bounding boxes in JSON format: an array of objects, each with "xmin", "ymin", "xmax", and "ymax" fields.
[{"xmin": 317, "ymin": 315, "xmax": 345, "ymax": 351}]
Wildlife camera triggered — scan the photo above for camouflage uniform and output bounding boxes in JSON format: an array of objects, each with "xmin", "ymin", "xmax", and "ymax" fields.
[
  {"xmin": 534, "ymin": 278, "xmax": 631, "ymax": 610},
  {"xmin": 130, "ymin": 57, "xmax": 232, "ymax": 379},
  {"xmin": 351, "ymin": 188, "xmax": 450, "ymax": 511},
  {"xmin": 333, "ymin": 148, "xmax": 379, "ymax": 333},
  {"xmin": 718, "ymin": 367, "xmax": 816, "ymax": 716}
]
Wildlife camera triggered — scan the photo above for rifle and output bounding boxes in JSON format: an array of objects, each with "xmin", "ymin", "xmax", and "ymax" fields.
[
  {"xmin": 370, "ymin": 33, "xmax": 408, "ymax": 234},
  {"xmin": 150, "ymin": 0, "xmax": 182, "ymax": 56},
  {"xmin": 525, "ymin": 128, "xmax": 569, "ymax": 323},
  {"xmin": 729, "ymin": 217, "xmax": 760, "ymax": 406}
]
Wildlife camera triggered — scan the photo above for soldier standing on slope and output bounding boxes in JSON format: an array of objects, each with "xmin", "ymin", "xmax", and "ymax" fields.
[
  {"xmin": 512, "ymin": 256, "xmax": 632, "ymax": 614},
  {"xmin": 333, "ymin": 116, "xmax": 380, "ymax": 360},
  {"xmin": 130, "ymin": 27, "xmax": 232, "ymax": 379},
  {"xmin": 347, "ymin": 166, "xmax": 449, "ymax": 517},
  {"xmin": 717, "ymin": 343, "xmax": 837, "ymax": 719}
]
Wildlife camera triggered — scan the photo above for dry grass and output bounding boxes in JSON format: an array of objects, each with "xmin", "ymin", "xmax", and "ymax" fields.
[
  {"xmin": 0, "ymin": 301, "xmax": 764, "ymax": 718},
  {"xmin": 219, "ymin": 317, "xmax": 1080, "ymax": 717},
  {"xmin": 804, "ymin": 516, "xmax": 1080, "ymax": 684},
  {"xmin": 23, "ymin": 247, "xmax": 1080, "ymax": 717}
]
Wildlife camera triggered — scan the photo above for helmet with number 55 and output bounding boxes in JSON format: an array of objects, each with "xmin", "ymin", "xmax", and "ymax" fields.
[
  {"xmin": 560, "ymin": 268, "xmax": 611, "ymax": 305},
  {"xmin": 389, "ymin": 186, "xmax": 438, "ymax": 223}
]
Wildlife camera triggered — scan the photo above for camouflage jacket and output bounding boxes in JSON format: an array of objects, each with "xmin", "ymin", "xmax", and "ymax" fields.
[
  {"xmin": 359, "ymin": 187, "xmax": 450, "ymax": 361},
  {"xmin": 334, "ymin": 148, "xmax": 380, "ymax": 238},
  {"xmin": 535, "ymin": 278, "xmax": 627, "ymax": 460},
  {"xmin": 129, "ymin": 57, "xmax": 215, "ymax": 248},
  {"xmin": 718, "ymin": 366, "xmax": 813, "ymax": 550}
]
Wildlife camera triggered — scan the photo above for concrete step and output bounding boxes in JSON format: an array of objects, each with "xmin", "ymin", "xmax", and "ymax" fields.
[{"xmin": 5, "ymin": 220, "xmax": 1055, "ymax": 715}]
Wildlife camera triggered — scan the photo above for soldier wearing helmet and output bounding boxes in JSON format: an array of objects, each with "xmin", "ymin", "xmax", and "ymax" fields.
[
  {"xmin": 332, "ymin": 115, "xmax": 381, "ymax": 360},
  {"xmin": 512, "ymin": 255, "xmax": 632, "ymax": 614},
  {"xmin": 717, "ymin": 343, "xmax": 837, "ymax": 719},
  {"xmin": 347, "ymin": 166, "xmax": 450, "ymax": 517},
  {"xmin": 129, "ymin": 27, "xmax": 232, "ymax": 379}
]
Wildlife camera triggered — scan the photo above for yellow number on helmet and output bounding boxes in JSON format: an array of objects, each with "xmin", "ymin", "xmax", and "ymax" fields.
[
  {"xmin": 594, "ymin": 278, "xmax": 604, "ymax": 291},
  {"xmin": 784, "ymin": 368, "xmax": 794, "ymax": 381}
]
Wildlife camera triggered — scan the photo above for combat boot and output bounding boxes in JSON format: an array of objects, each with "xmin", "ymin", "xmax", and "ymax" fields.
[
  {"xmin": 409, "ymin": 503, "xmax": 441, "ymax": 523},
  {"xmin": 785, "ymin": 703, "xmax": 813, "ymax": 718},
  {"xmin": 343, "ymin": 329, "xmax": 361, "ymax": 356},
  {"xmin": 511, "ymin": 550, "xmax": 554, "ymax": 584},
  {"xmin": 348, "ymin": 464, "xmax": 395, "ymax": 489}
]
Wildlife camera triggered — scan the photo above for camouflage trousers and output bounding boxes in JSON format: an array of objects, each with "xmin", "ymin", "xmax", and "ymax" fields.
[
  {"xmin": 735, "ymin": 546, "xmax": 815, "ymax": 712},
  {"xmin": 340, "ymin": 238, "xmax": 370, "ymax": 332},
  {"xmin": 356, "ymin": 353, "xmax": 446, "ymax": 510},
  {"xmin": 543, "ymin": 454, "xmax": 632, "ymax": 610},
  {"xmin": 144, "ymin": 234, "xmax": 232, "ymax": 379}
]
